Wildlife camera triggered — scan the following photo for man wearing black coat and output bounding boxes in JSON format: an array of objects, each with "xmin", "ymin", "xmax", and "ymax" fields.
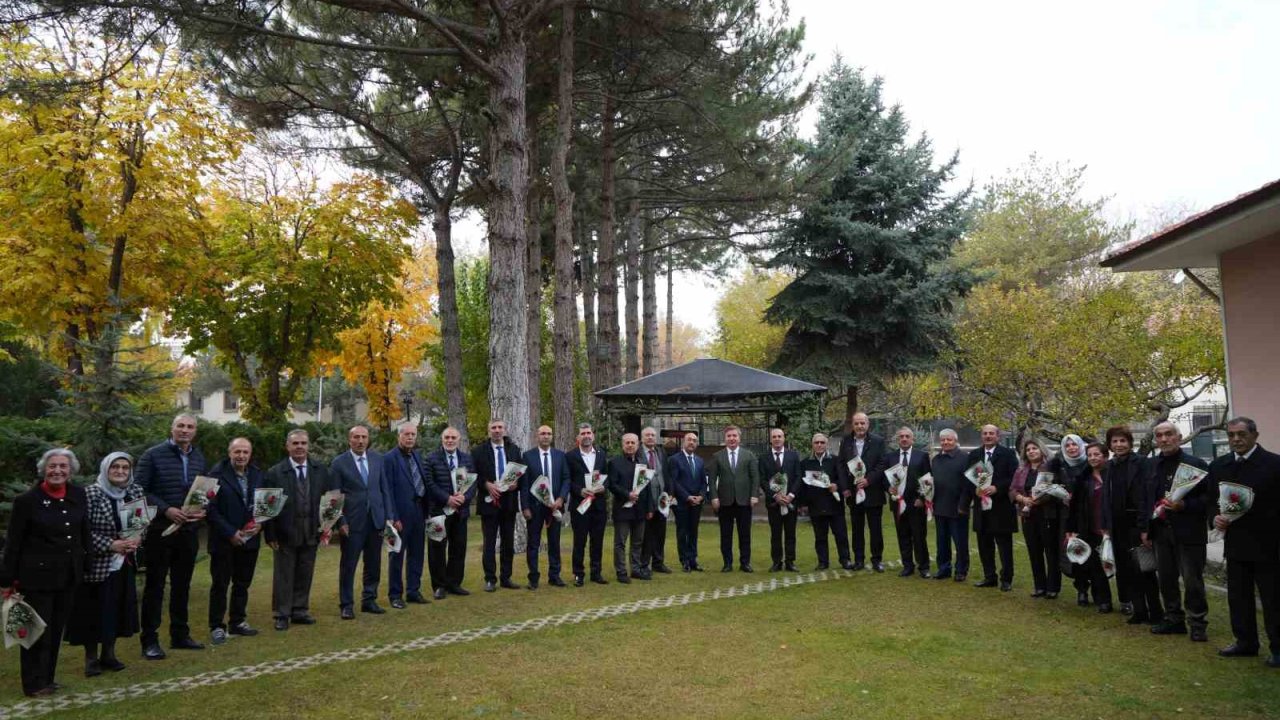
[
  {"xmin": 799, "ymin": 433, "xmax": 852, "ymax": 570},
  {"xmin": 1101, "ymin": 425, "xmax": 1163, "ymax": 623},
  {"xmin": 639, "ymin": 427, "xmax": 672, "ymax": 574},
  {"xmin": 930, "ymin": 429, "xmax": 973, "ymax": 581},
  {"xmin": 838, "ymin": 413, "xmax": 887, "ymax": 572},
  {"xmin": 473, "ymin": 419, "xmax": 523, "ymax": 592},
  {"xmin": 968, "ymin": 424, "xmax": 1018, "ymax": 591},
  {"xmin": 759, "ymin": 428, "xmax": 802, "ymax": 572},
  {"xmin": 878, "ymin": 427, "xmax": 931, "ymax": 578},
  {"xmin": 1210, "ymin": 417, "xmax": 1280, "ymax": 667},
  {"xmin": 607, "ymin": 433, "xmax": 652, "ymax": 583},
  {"xmin": 424, "ymin": 427, "xmax": 477, "ymax": 599},
  {"xmin": 1140, "ymin": 421, "xmax": 1214, "ymax": 641},
  {"xmin": 205, "ymin": 437, "xmax": 264, "ymax": 644},
  {"xmin": 566, "ymin": 424, "xmax": 609, "ymax": 586},
  {"xmin": 136, "ymin": 413, "xmax": 207, "ymax": 659},
  {"xmin": 263, "ymin": 429, "xmax": 332, "ymax": 631}
]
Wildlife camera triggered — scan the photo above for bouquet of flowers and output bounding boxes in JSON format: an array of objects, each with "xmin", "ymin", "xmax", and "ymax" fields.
[
  {"xmin": 1099, "ymin": 535, "xmax": 1116, "ymax": 578},
  {"xmin": 917, "ymin": 473, "xmax": 935, "ymax": 522},
  {"xmin": 803, "ymin": 470, "xmax": 841, "ymax": 504},
  {"xmin": 446, "ymin": 468, "xmax": 479, "ymax": 516},
  {"xmin": 530, "ymin": 475, "xmax": 563, "ymax": 522},
  {"xmin": 623, "ymin": 465, "xmax": 654, "ymax": 509},
  {"xmin": 244, "ymin": 488, "xmax": 286, "ymax": 533},
  {"xmin": 577, "ymin": 471, "xmax": 606, "ymax": 515},
  {"xmin": 318, "ymin": 490, "xmax": 345, "ymax": 545},
  {"xmin": 884, "ymin": 464, "xmax": 908, "ymax": 515},
  {"xmin": 1031, "ymin": 472, "xmax": 1071, "ymax": 505},
  {"xmin": 658, "ymin": 492, "xmax": 674, "ymax": 519},
  {"xmin": 966, "ymin": 460, "xmax": 994, "ymax": 511},
  {"xmin": 161, "ymin": 475, "xmax": 220, "ymax": 536},
  {"xmin": 1208, "ymin": 482, "xmax": 1256, "ymax": 543},
  {"xmin": 118, "ymin": 498, "xmax": 156, "ymax": 542},
  {"xmin": 768, "ymin": 472, "xmax": 792, "ymax": 516},
  {"xmin": 426, "ymin": 514, "xmax": 448, "ymax": 543},
  {"xmin": 382, "ymin": 523, "xmax": 402, "ymax": 553},
  {"xmin": 1153, "ymin": 463, "xmax": 1209, "ymax": 521},
  {"xmin": 2, "ymin": 591, "xmax": 47, "ymax": 650},
  {"xmin": 847, "ymin": 456, "xmax": 868, "ymax": 505},
  {"xmin": 486, "ymin": 462, "xmax": 526, "ymax": 504},
  {"xmin": 1064, "ymin": 536, "xmax": 1092, "ymax": 565}
]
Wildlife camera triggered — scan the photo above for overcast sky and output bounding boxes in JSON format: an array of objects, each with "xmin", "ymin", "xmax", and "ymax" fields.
[{"xmin": 456, "ymin": 0, "xmax": 1280, "ymax": 338}]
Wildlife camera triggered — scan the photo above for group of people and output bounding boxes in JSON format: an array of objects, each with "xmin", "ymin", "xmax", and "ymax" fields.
[{"xmin": 2, "ymin": 412, "xmax": 1277, "ymax": 698}]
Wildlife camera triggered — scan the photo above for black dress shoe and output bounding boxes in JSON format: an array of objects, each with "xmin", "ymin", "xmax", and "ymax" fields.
[
  {"xmin": 574, "ymin": 576, "xmax": 584, "ymax": 587},
  {"xmin": 1000, "ymin": 582, "xmax": 1012, "ymax": 592},
  {"xmin": 815, "ymin": 563, "xmax": 829, "ymax": 571},
  {"xmin": 955, "ymin": 574, "xmax": 967, "ymax": 583},
  {"xmin": 549, "ymin": 577, "xmax": 567, "ymax": 587},
  {"xmin": 100, "ymin": 656, "xmax": 127, "ymax": 672},
  {"xmin": 690, "ymin": 564, "xmax": 704, "ymax": 572},
  {"xmin": 390, "ymin": 598, "xmax": 407, "ymax": 609},
  {"xmin": 407, "ymin": 592, "xmax": 430, "ymax": 604},
  {"xmin": 682, "ymin": 565, "xmax": 692, "ymax": 573},
  {"xmin": 229, "ymin": 622, "xmax": 259, "ymax": 636},
  {"xmin": 273, "ymin": 618, "xmax": 289, "ymax": 631},
  {"xmin": 142, "ymin": 643, "xmax": 167, "ymax": 660},
  {"xmin": 171, "ymin": 636, "xmax": 205, "ymax": 650},
  {"xmin": 841, "ymin": 561, "xmax": 856, "ymax": 571},
  {"xmin": 1120, "ymin": 602, "xmax": 1134, "ymax": 616},
  {"xmin": 500, "ymin": 579, "xmax": 521, "ymax": 590},
  {"xmin": 1097, "ymin": 602, "xmax": 1113, "ymax": 614},
  {"xmin": 448, "ymin": 586, "xmax": 471, "ymax": 596},
  {"xmin": 340, "ymin": 606, "xmax": 355, "ymax": 620},
  {"xmin": 654, "ymin": 565, "xmax": 674, "ymax": 574},
  {"xmin": 872, "ymin": 563, "xmax": 885, "ymax": 573},
  {"xmin": 433, "ymin": 588, "xmax": 448, "ymax": 600},
  {"xmin": 1190, "ymin": 628, "xmax": 1208, "ymax": 642},
  {"xmin": 290, "ymin": 614, "xmax": 316, "ymax": 625},
  {"xmin": 1077, "ymin": 592, "xmax": 1090, "ymax": 606},
  {"xmin": 634, "ymin": 571, "xmax": 651, "ymax": 580},
  {"xmin": 769, "ymin": 562, "xmax": 783, "ymax": 572},
  {"xmin": 851, "ymin": 562, "xmax": 865, "ymax": 571},
  {"xmin": 898, "ymin": 568, "xmax": 914, "ymax": 578},
  {"xmin": 722, "ymin": 564, "xmax": 733, "ymax": 573},
  {"xmin": 617, "ymin": 575, "xmax": 631, "ymax": 584},
  {"xmin": 527, "ymin": 580, "xmax": 540, "ymax": 590},
  {"xmin": 1151, "ymin": 621, "xmax": 1187, "ymax": 635},
  {"xmin": 1045, "ymin": 592, "xmax": 1058, "ymax": 600},
  {"xmin": 485, "ymin": 581, "xmax": 498, "ymax": 592},
  {"xmin": 919, "ymin": 569, "xmax": 931, "ymax": 579},
  {"xmin": 973, "ymin": 578, "xmax": 997, "ymax": 588},
  {"xmin": 24, "ymin": 687, "xmax": 55, "ymax": 698},
  {"xmin": 85, "ymin": 658, "xmax": 102, "ymax": 677},
  {"xmin": 591, "ymin": 575, "xmax": 609, "ymax": 585},
  {"xmin": 933, "ymin": 572, "xmax": 952, "ymax": 581},
  {"xmin": 785, "ymin": 562, "xmax": 799, "ymax": 572},
  {"xmin": 1218, "ymin": 643, "xmax": 1259, "ymax": 657},
  {"xmin": 740, "ymin": 564, "xmax": 754, "ymax": 573},
  {"xmin": 1031, "ymin": 589, "xmax": 1046, "ymax": 598},
  {"xmin": 361, "ymin": 602, "xmax": 386, "ymax": 615}
]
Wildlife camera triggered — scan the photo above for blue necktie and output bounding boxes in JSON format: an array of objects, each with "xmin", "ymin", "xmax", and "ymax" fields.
[
  {"xmin": 497, "ymin": 447, "xmax": 506, "ymax": 477},
  {"xmin": 357, "ymin": 455, "xmax": 368, "ymax": 486},
  {"xmin": 449, "ymin": 454, "xmax": 456, "ymax": 470}
]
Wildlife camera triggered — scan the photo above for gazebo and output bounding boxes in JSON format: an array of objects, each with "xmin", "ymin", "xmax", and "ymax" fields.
[{"xmin": 594, "ymin": 358, "xmax": 827, "ymax": 455}]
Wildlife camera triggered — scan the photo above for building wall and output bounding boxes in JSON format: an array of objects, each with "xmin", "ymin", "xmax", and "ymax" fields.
[{"xmin": 1220, "ymin": 229, "xmax": 1280, "ymax": 447}]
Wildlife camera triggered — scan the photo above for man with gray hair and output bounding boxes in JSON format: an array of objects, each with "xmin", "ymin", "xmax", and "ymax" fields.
[
  {"xmin": 930, "ymin": 429, "xmax": 973, "ymax": 582},
  {"xmin": 263, "ymin": 430, "xmax": 332, "ymax": 631},
  {"xmin": 136, "ymin": 414, "xmax": 207, "ymax": 659}
]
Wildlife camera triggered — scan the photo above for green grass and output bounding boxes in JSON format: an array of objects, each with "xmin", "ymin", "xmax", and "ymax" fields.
[{"xmin": 3, "ymin": 522, "xmax": 1276, "ymax": 718}]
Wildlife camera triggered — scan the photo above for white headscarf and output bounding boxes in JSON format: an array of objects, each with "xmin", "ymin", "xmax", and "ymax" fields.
[
  {"xmin": 96, "ymin": 451, "xmax": 134, "ymax": 500},
  {"xmin": 1060, "ymin": 434, "xmax": 1086, "ymax": 467}
]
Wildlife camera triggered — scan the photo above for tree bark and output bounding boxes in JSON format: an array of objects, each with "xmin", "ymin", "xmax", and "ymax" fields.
[
  {"xmin": 526, "ymin": 126, "xmax": 543, "ymax": 434},
  {"xmin": 845, "ymin": 384, "xmax": 859, "ymax": 433},
  {"xmin": 641, "ymin": 218, "xmax": 657, "ymax": 377},
  {"xmin": 595, "ymin": 95, "xmax": 620, "ymax": 391},
  {"xmin": 623, "ymin": 186, "xmax": 640, "ymax": 382},
  {"xmin": 580, "ymin": 215, "xmax": 598, "ymax": 394},
  {"xmin": 664, "ymin": 247, "xmax": 673, "ymax": 369},
  {"xmin": 433, "ymin": 206, "xmax": 470, "ymax": 448},
  {"xmin": 551, "ymin": 4, "xmax": 578, "ymax": 448}
]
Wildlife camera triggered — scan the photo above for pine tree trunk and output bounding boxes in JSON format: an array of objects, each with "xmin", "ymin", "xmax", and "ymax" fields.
[
  {"xmin": 641, "ymin": 219, "xmax": 657, "ymax": 377},
  {"xmin": 485, "ymin": 32, "xmax": 532, "ymax": 449},
  {"xmin": 581, "ymin": 215, "xmax": 599, "ymax": 394},
  {"xmin": 525, "ymin": 128, "xmax": 543, "ymax": 433},
  {"xmin": 596, "ymin": 96, "xmax": 620, "ymax": 391},
  {"xmin": 433, "ymin": 206, "xmax": 470, "ymax": 448},
  {"xmin": 665, "ymin": 248, "xmax": 673, "ymax": 369},
  {"xmin": 551, "ymin": 3, "xmax": 577, "ymax": 448},
  {"xmin": 845, "ymin": 384, "xmax": 859, "ymax": 433},
  {"xmin": 624, "ymin": 188, "xmax": 640, "ymax": 382}
]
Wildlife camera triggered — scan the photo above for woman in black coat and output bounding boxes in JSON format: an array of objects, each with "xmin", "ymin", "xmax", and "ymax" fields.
[
  {"xmin": 1010, "ymin": 438, "xmax": 1064, "ymax": 598},
  {"xmin": 1, "ymin": 448, "xmax": 92, "ymax": 697},
  {"xmin": 1064, "ymin": 442, "xmax": 1114, "ymax": 613}
]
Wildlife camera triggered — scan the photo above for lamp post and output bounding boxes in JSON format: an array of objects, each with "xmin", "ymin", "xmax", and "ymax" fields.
[{"xmin": 401, "ymin": 390, "xmax": 414, "ymax": 426}]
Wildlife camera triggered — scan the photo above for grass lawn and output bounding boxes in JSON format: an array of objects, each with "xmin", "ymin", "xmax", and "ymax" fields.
[{"xmin": 2, "ymin": 521, "xmax": 1276, "ymax": 718}]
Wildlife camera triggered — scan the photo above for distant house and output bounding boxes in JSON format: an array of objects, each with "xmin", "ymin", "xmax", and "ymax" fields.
[{"xmin": 177, "ymin": 388, "xmax": 369, "ymax": 426}]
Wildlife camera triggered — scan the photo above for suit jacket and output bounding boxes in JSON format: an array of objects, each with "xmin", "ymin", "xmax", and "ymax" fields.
[
  {"xmin": 263, "ymin": 458, "xmax": 331, "ymax": 548},
  {"xmin": 0, "ymin": 484, "xmax": 91, "ymax": 592},
  {"xmin": 1101, "ymin": 452, "xmax": 1149, "ymax": 533},
  {"xmin": 876, "ymin": 446, "xmax": 931, "ymax": 515},
  {"xmin": 967, "ymin": 445, "xmax": 1017, "ymax": 534},
  {"xmin": 205, "ymin": 460, "xmax": 265, "ymax": 552},
  {"xmin": 639, "ymin": 445, "xmax": 668, "ymax": 503},
  {"xmin": 708, "ymin": 447, "xmax": 761, "ymax": 506},
  {"xmin": 1138, "ymin": 450, "xmax": 1213, "ymax": 544},
  {"xmin": 1066, "ymin": 468, "xmax": 1107, "ymax": 538},
  {"xmin": 330, "ymin": 449, "xmax": 392, "ymax": 534},
  {"xmin": 759, "ymin": 447, "xmax": 802, "ymax": 507},
  {"xmin": 838, "ymin": 433, "xmax": 888, "ymax": 507},
  {"xmin": 929, "ymin": 450, "xmax": 972, "ymax": 519},
  {"xmin": 473, "ymin": 437, "xmax": 523, "ymax": 516},
  {"xmin": 424, "ymin": 448, "xmax": 477, "ymax": 518},
  {"xmin": 799, "ymin": 453, "xmax": 845, "ymax": 516},
  {"xmin": 606, "ymin": 453, "xmax": 653, "ymax": 522},
  {"xmin": 667, "ymin": 450, "xmax": 707, "ymax": 507},
  {"xmin": 521, "ymin": 447, "xmax": 571, "ymax": 519},
  {"xmin": 383, "ymin": 448, "xmax": 427, "ymax": 521},
  {"xmin": 567, "ymin": 447, "xmax": 609, "ymax": 516},
  {"xmin": 1208, "ymin": 445, "xmax": 1280, "ymax": 562}
]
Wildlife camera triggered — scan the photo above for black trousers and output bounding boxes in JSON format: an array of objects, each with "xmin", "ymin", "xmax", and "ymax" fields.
[
  {"xmin": 895, "ymin": 506, "xmax": 929, "ymax": 571},
  {"xmin": 850, "ymin": 503, "xmax": 885, "ymax": 564},
  {"xmin": 480, "ymin": 510, "xmax": 517, "ymax": 584},
  {"xmin": 1154, "ymin": 529, "xmax": 1208, "ymax": 630},
  {"xmin": 766, "ymin": 503, "xmax": 797, "ymax": 564},
  {"xmin": 811, "ymin": 512, "xmax": 850, "ymax": 566},
  {"xmin": 976, "ymin": 529, "xmax": 1014, "ymax": 583},
  {"xmin": 18, "ymin": 588, "xmax": 72, "ymax": 695},
  {"xmin": 1075, "ymin": 533, "xmax": 1113, "ymax": 604},
  {"xmin": 1226, "ymin": 559, "xmax": 1280, "ymax": 654},
  {"xmin": 1115, "ymin": 524, "xmax": 1163, "ymax": 619},
  {"xmin": 571, "ymin": 508, "xmax": 607, "ymax": 578},
  {"xmin": 718, "ymin": 503, "xmax": 753, "ymax": 567},
  {"xmin": 208, "ymin": 545, "xmax": 259, "ymax": 630},
  {"xmin": 338, "ymin": 522, "xmax": 383, "ymax": 608},
  {"xmin": 1023, "ymin": 513, "xmax": 1062, "ymax": 594},
  {"xmin": 141, "ymin": 526, "xmax": 197, "ymax": 646},
  {"xmin": 614, "ymin": 517, "xmax": 646, "ymax": 577},
  {"xmin": 674, "ymin": 503, "xmax": 702, "ymax": 568},
  {"xmin": 642, "ymin": 512, "xmax": 669, "ymax": 569},
  {"xmin": 524, "ymin": 511, "xmax": 562, "ymax": 583},
  {"xmin": 428, "ymin": 513, "xmax": 469, "ymax": 590}
]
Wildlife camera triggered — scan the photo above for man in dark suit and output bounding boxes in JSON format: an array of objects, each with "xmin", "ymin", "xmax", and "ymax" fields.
[
  {"xmin": 473, "ymin": 419, "xmax": 523, "ymax": 592},
  {"xmin": 878, "ymin": 427, "xmax": 931, "ymax": 578},
  {"xmin": 263, "ymin": 429, "xmax": 331, "ymax": 631},
  {"xmin": 424, "ymin": 426, "xmax": 476, "ymax": 599},
  {"xmin": 969, "ymin": 424, "xmax": 1018, "ymax": 591},
  {"xmin": 929, "ymin": 429, "xmax": 973, "ymax": 582},
  {"xmin": 330, "ymin": 425, "xmax": 393, "ymax": 619},
  {"xmin": 708, "ymin": 425, "xmax": 760, "ymax": 572},
  {"xmin": 607, "ymin": 433, "xmax": 651, "ymax": 583},
  {"xmin": 799, "ymin": 433, "xmax": 853, "ymax": 570},
  {"xmin": 667, "ymin": 432, "xmax": 707, "ymax": 572},
  {"xmin": 1140, "ymin": 421, "xmax": 1214, "ymax": 641},
  {"xmin": 382, "ymin": 424, "xmax": 429, "ymax": 609},
  {"xmin": 136, "ymin": 413, "xmax": 207, "ymax": 658},
  {"xmin": 566, "ymin": 423, "xmax": 609, "ymax": 586},
  {"xmin": 759, "ymin": 428, "xmax": 801, "ymax": 572},
  {"xmin": 838, "ymin": 412, "xmax": 887, "ymax": 572},
  {"xmin": 520, "ymin": 425, "xmax": 570, "ymax": 589},
  {"xmin": 205, "ymin": 437, "xmax": 264, "ymax": 645},
  {"xmin": 1210, "ymin": 417, "xmax": 1280, "ymax": 666},
  {"xmin": 1101, "ymin": 424, "xmax": 1162, "ymax": 622},
  {"xmin": 639, "ymin": 427, "xmax": 672, "ymax": 574}
]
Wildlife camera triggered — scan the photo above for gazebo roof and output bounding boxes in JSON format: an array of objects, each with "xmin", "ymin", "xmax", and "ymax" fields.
[{"xmin": 594, "ymin": 358, "xmax": 826, "ymax": 401}]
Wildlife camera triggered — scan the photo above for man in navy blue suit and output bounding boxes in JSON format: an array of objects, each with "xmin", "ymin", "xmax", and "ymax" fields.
[
  {"xmin": 566, "ymin": 423, "xmax": 609, "ymax": 586},
  {"xmin": 383, "ymin": 424, "xmax": 429, "ymax": 609},
  {"xmin": 667, "ymin": 432, "xmax": 707, "ymax": 572},
  {"xmin": 424, "ymin": 426, "xmax": 476, "ymax": 599},
  {"xmin": 521, "ymin": 425, "xmax": 571, "ymax": 589},
  {"xmin": 205, "ymin": 437, "xmax": 264, "ymax": 645},
  {"xmin": 330, "ymin": 425, "xmax": 394, "ymax": 619}
]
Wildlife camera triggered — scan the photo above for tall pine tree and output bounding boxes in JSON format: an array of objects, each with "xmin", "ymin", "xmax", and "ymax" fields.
[{"xmin": 764, "ymin": 61, "xmax": 976, "ymax": 428}]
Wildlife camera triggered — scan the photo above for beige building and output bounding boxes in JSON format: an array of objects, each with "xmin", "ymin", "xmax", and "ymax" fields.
[{"xmin": 1102, "ymin": 178, "xmax": 1280, "ymax": 447}]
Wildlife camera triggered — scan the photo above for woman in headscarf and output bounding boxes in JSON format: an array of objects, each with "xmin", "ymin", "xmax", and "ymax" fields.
[
  {"xmin": 1010, "ymin": 437, "xmax": 1066, "ymax": 598},
  {"xmin": 65, "ymin": 452, "xmax": 144, "ymax": 676},
  {"xmin": 1052, "ymin": 435, "xmax": 1092, "ymax": 605}
]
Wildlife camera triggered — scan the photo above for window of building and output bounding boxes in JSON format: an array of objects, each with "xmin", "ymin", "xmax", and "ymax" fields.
[{"xmin": 223, "ymin": 392, "xmax": 240, "ymax": 413}]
